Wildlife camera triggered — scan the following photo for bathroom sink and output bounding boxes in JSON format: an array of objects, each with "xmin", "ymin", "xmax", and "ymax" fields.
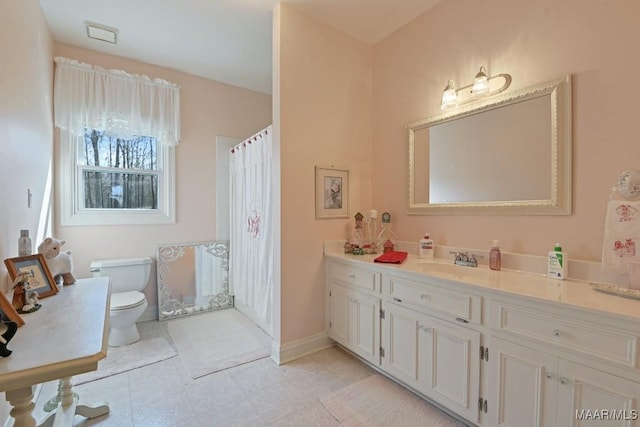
[{"xmin": 414, "ymin": 262, "xmax": 489, "ymax": 280}]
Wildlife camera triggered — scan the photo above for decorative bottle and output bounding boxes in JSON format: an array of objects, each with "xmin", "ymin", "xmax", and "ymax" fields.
[
  {"xmin": 489, "ymin": 240, "xmax": 501, "ymax": 271},
  {"xmin": 377, "ymin": 212, "xmax": 399, "ymax": 253},
  {"xmin": 18, "ymin": 230, "xmax": 32, "ymax": 256}
]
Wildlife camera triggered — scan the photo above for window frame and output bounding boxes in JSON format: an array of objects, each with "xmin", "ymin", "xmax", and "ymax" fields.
[{"xmin": 58, "ymin": 129, "xmax": 176, "ymax": 226}]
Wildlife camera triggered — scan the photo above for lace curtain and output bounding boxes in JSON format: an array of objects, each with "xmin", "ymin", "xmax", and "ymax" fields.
[{"xmin": 53, "ymin": 57, "xmax": 181, "ymax": 146}]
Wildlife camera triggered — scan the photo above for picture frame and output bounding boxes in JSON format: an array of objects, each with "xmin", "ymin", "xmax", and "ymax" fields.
[
  {"xmin": 315, "ymin": 166, "xmax": 349, "ymax": 219},
  {"xmin": 4, "ymin": 254, "xmax": 59, "ymax": 299},
  {"xmin": 0, "ymin": 290, "xmax": 24, "ymax": 326}
]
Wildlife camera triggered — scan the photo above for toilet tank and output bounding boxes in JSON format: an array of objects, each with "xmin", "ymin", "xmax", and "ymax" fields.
[{"xmin": 90, "ymin": 257, "xmax": 152, "ymax": 293}]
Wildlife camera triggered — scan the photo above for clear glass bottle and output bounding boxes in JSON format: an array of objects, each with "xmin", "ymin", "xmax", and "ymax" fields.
[
  {"xmin": 377, "ymin": 212, "xmax": 398, "ymax": 252},
  {"xmin": 18, "ymin": 230, "xmax": 32, "ymax": 256}
]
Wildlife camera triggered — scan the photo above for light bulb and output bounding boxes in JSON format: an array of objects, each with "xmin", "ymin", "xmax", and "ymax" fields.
[
  {"xmin": 441, "ymin": 80, "xmax": 458, "ymax": 110},
  {"xmin": 472, "ymin": 66, "xmax": 490, "ymax": 95}
]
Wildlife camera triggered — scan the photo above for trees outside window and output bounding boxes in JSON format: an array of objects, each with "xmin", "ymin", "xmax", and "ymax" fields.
[
  {"xmin": 80, "ymin": 130, "xmax": 159, "ymax": 210},
  {"xmin": 58, "ymin": 129, "xmax": 175, "ymax": 226}
]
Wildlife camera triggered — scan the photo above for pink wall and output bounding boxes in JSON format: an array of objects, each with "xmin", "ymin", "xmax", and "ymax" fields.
[
  {"xmin": 53, "ymin": 44, "xmax": 272, "ymax": 308},
  {"xmin": 276, "ymin": 5, "xmax": 373, "ymax": 343},
  {"xmin": 0, "ymin": 1, "xmax": 53, "ymax": 421},
  {"xmin": 372, "ymin": 0, "xmax": 640, "ymax": 261},
  {"xmin": 0, "ymin": 0, "xmax": 54, "ymax": 291}
]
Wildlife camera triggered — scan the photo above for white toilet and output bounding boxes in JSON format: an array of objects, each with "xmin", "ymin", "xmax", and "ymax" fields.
[{"xmin": 90, "ymin": 257, "xmax": 152, "ymax": 347}]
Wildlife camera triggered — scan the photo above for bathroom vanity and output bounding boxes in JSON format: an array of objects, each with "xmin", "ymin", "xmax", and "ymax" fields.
[{"xmin": 325, "ymin": 252, "xmax": 640, "ymax": 426}]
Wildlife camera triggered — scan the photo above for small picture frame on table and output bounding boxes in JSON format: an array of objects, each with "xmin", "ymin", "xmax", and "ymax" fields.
[
  {"xmin": 4, "ymin": 254, "xmax": 59, "ymax": 299},
  {"xmin": 315, "ymin": 166, "xmax": 349, "ymax": 219}
]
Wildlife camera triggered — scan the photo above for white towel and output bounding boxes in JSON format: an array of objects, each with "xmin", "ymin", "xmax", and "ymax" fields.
[{"xmin": 602, "ymin": 200, "xmax": 640, "ymax": 274}]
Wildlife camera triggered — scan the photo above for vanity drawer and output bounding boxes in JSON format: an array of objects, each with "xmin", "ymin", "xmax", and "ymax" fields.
[
  {"xmin": 490, "ymin": 300, "xmax": 640, "ymax": 368},
  {"xmin": 382, "ymin": 275, "xmax": 481, "ymax": 324},
  {"xmin": 328, "ymin": 261, "xmax": 380, "ymax": 293}
]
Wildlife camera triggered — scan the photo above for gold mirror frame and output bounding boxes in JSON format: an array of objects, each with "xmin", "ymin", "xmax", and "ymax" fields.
[{"xmin": 408, "ymin": 75, "xmax": 572, "ymax": 215}]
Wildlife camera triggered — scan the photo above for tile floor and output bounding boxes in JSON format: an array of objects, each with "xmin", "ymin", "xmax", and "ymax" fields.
[{"xmin": 33, "ymin": 319, "xmax": 461, "ymax": 427}]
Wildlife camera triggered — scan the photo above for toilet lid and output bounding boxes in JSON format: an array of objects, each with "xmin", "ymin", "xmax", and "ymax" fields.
[{"xmin": 111, "ymin": 291, "xmax": 146, "ymax": 311}]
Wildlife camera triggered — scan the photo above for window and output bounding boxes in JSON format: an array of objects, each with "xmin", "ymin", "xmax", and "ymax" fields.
[
  {"xmin": 59, "ymin": 129, "xmax": 175, "ymax": 226},
  {"xmin": 53, "ymin": 57, "xmax": 180, "ymax": 225}
]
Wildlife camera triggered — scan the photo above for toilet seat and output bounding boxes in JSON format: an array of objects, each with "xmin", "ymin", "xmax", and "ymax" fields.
[{"xmin": 111, "ymin": 291, "xmax": 146, "ymax": 311}]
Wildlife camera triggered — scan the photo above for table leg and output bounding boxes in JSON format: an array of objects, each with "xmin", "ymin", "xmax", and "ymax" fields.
[
  {"xmin": 5, "ymin": 386, "xmax": 37, "ymax": 427},
  {"xmin": 37, "ymin": 377, "xmax": 109, "ymax": 427},
  {"xmin": 43, "ymin": 380, "xmax": 78, "ymax": 412}
]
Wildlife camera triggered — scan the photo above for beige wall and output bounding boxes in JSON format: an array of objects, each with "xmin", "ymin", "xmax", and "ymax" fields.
[
  {"xmin": 53, "ymin": 44, "xmax": 272, "ymax": 308},
  {"xmin": 0, "ymin": 0, "xmax": 53, "ymax": 421},
  {"xmin": 276, "ymin": 5, "xmax": 373, "ymax": 343},
  {"xmin": 372, "ymin": 0, "xmax": 640, "ymax": 261},
  {"xmin": 0, "ymin": 0, "xmax": 54, "ymax": 290}
]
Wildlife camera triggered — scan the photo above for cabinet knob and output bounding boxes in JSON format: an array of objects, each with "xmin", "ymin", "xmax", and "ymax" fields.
[
  {"xmin": 559, "ymin": 377, "xmax": 571, "ymax": 385},
  {"xmin": 546, "ymin": 372, "xmax": 555, "ymax": 380},
  {"xmin": 553, "ymin": 329, "xmax": 561, "ymax": 337},
  {"xmin": 420, "ymin": 294, "xmax": 431, "ymax": 300}
]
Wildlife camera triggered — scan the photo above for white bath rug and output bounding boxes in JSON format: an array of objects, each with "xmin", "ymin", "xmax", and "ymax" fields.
[
  {"xmin": 74, "ymin": 336, "xmax": 177, "ymax": 386},
  {"xmin": 168, "ymin": 308, "xmax": 272, "ymax": 379},
  {"xmin": 320, "ymin": 374, "xmax": 466, "ymax": 427}
]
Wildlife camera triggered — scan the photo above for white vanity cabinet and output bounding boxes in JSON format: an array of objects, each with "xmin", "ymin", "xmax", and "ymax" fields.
[
  {"xmin": 488, "ymin": 299, "xmax": 640, "ymax": 427},
  {"xmin": 325, "ymin": 253, "xmax": 640, "ymax": 427},
  {"xmin": 381, "ymin": 299, "xmax": 481, "ymax": 423},
  {"xmin": 326, "ymin": 260, "xmax": 381, "ymax": 366}
]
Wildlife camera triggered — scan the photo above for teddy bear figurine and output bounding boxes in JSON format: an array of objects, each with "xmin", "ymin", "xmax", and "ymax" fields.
[{"xmin": 37, "ymin": 237, "xmax": 76, "ymax": 286}]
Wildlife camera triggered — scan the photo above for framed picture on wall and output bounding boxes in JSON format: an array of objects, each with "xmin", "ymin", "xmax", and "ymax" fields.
[
  {"xmin": 4, "ymin": 254, "xmax": 59, "ymax": 299},
  {"xmin": 315, "ymin": 166, "xmax": 349, "ymax": 219}
]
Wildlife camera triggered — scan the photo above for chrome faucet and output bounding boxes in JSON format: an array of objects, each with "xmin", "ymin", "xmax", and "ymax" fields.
[{"xmin": 449, "ymin": 251, "xmax": 483, "ymax": 267}]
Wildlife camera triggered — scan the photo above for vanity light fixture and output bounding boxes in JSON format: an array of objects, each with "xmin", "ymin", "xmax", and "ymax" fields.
[{"xmin": 441, "ymin": 66, "xmax": 512, "ymax": 110}]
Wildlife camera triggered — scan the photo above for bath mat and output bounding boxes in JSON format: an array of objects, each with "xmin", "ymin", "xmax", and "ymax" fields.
[
  {"xmin": 168, "ymin": 308, "xmax": 271, "ymax": 379},
  {"xmin": 320, "ymin": 374, "xmax": 466, "ymax": 427},
  {"xmin": 74, "ymin": 336, "xmax": 177, "ymax": 385}
]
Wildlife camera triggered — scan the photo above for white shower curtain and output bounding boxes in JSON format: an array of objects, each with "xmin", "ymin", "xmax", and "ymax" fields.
[{"xmin": 229, "ymin": 126, "xmax": 273, "ymax": 332}]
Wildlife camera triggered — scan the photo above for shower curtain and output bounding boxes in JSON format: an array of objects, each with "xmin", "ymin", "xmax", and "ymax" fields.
[{"xmin": 229, "ymin": 126, "xmax": 273, "ymax": 333}]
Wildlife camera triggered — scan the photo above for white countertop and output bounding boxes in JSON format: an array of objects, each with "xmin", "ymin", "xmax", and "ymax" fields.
[
  {"xmin": 326, "ymin": 252, "xmax": 640, "ymax": 323},
  {"xmin": 0, "ymin": 277, "xmax": 111, "ymax": 392}
]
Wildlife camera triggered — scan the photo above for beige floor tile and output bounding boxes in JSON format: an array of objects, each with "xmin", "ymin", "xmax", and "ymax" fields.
[
  {"xmin": 32, "ymin": 318, "xmax": 461, "ymax": 426},
  {"xmin": 268, "ymin": 401, "xmax": 340, "ymax": 426}
]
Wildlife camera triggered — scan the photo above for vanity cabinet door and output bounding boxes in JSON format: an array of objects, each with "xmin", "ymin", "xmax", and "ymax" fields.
[
  {"xmin": 328, "ymin": 283, "xmax": 380, "ymax": 365},
  {"xmin": 381, "ymin": 300, "xmax": 480, "ymax": 424},
  {"xmin": 421, "ymin": 314, "xmax": 481, "ymax": 424},
  {"xmin": 380, "ymin": 301, "xmax": 424, "ymax": 389},
  {"xmin": 488, "ymin": 337, "xmax": 557, "ymax": 427},
  {"xmin": 556, "ymin": 359, "xmax": 640, "ymax": 427}
]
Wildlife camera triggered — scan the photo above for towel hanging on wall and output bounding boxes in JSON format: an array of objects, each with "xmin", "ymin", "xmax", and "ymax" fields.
[{"xmin": 602, "ymin": 170, "xmax": 640, "ymax": 274}]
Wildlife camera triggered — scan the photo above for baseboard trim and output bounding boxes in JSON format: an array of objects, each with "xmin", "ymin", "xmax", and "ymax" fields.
[{"xmin": 271, "ymin": 332, "xmax": 334, "ymax": 365}]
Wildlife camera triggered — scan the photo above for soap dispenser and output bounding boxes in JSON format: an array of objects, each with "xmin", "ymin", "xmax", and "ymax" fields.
[{"xmin": 489, "ymin": 240, "xmax": 501, "ymax": 271}]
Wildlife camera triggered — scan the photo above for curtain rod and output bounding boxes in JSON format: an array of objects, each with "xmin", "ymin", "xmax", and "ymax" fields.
[{"xmin": 230, "ymin": 126, "xmax": 271, "ymax": 153}]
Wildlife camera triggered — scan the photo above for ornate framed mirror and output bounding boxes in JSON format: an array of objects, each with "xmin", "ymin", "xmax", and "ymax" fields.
[
  {"xmin": 408, "ymin": 75, "xmax": 572, "ymax": 215},
  {"xmin": 157, "ymin": 240, "xmax": 232, "ymax": 320}
]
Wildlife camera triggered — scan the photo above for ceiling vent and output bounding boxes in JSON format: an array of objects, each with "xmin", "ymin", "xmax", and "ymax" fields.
[{"xmin": 85, "ymin": 21, "xmax": 118, "ymax": 44}]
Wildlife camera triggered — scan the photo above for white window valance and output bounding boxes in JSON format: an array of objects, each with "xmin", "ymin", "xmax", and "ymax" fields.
[{"xmin": 53, "ymin": 56, "xmax": 181, "ymax": 146}]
